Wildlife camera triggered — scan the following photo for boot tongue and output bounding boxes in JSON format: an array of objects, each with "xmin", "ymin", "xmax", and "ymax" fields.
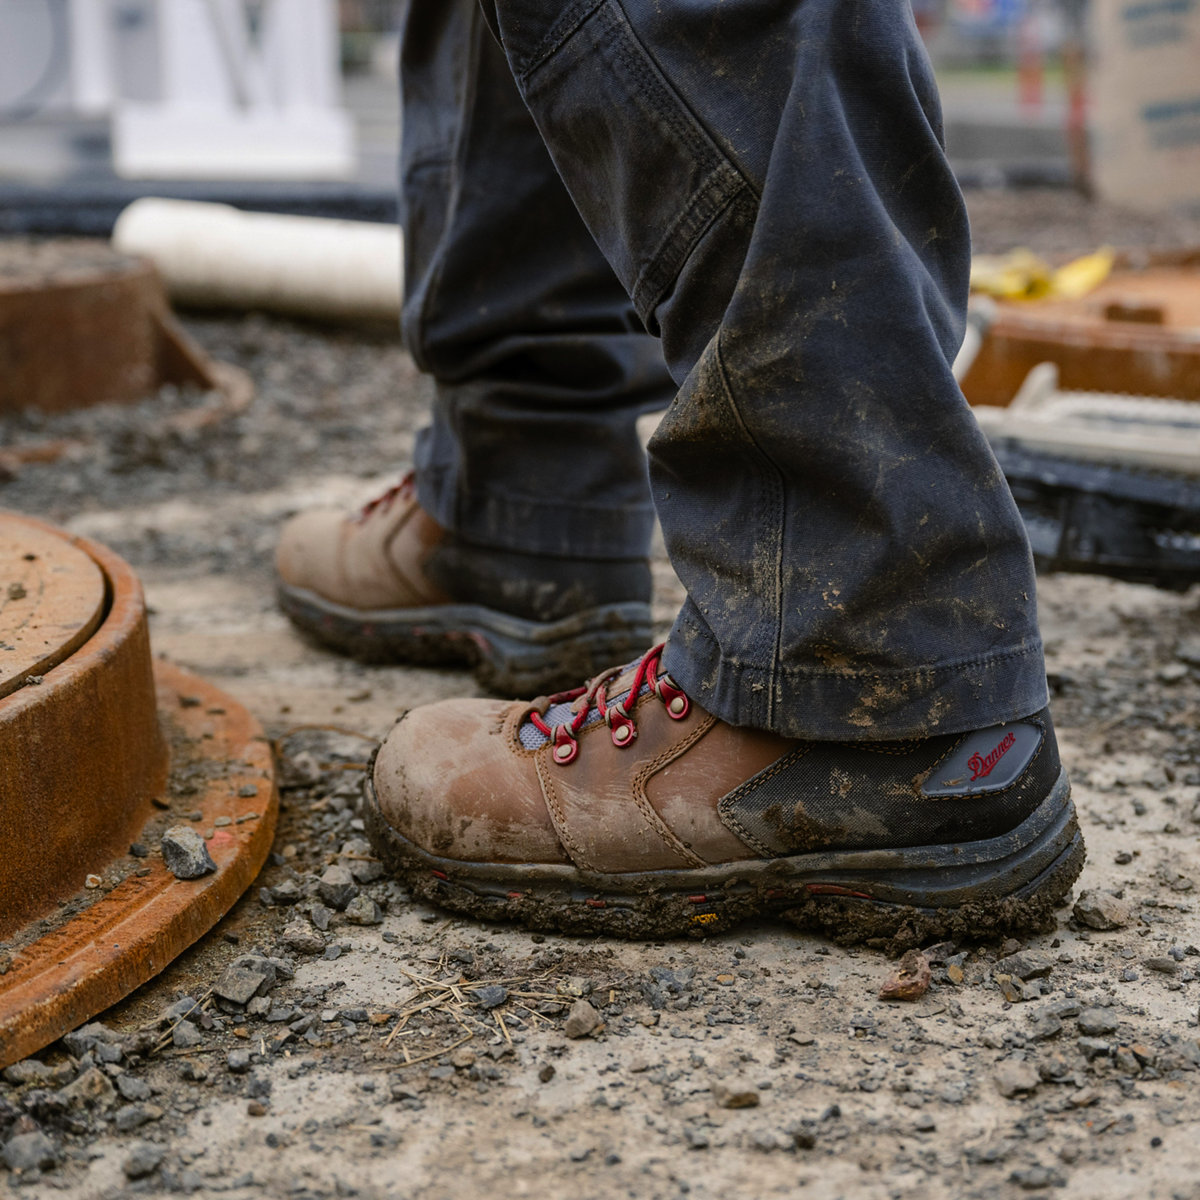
[
  {"xmin": 571, "ymin": 660, "xmax": 641, "ymax": 716},
  {"xmin": 606, "ymin": 661, "xmax": 643, "ymax": 699}
]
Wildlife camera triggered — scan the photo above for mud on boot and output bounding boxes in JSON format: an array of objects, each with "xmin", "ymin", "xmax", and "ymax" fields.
[
  {"xmin": 275, "ymin": 475, "xmax": 653, "ymax": 695},
  {"xmin": 363, "ymin": 644, "xmax": 1085, "ymax": 943}
]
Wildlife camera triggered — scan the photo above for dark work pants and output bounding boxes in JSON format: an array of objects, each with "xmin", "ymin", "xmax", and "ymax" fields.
[{"xmin": 400, "ymin": 0, "xmax": 1049, "ymax": 741}]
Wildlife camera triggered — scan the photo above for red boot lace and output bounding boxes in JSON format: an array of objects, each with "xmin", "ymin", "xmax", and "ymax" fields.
[
  {"xmin": 529, "ymin": 643, "xmax": 691, "ymax": 766},
  {"xmin": 355, "ymin": 470, "xmax": 416, "ymax": 524}
]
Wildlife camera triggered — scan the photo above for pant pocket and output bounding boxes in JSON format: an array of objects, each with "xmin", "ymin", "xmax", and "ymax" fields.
[{"xmin": 515, "ymin": 0, "xmax": 751, "ymax": 328}]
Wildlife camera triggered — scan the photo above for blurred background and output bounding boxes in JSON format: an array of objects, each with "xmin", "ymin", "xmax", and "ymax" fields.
[{"xmin": 0, "ymin": 0, "xmax": 1197, "ymax": 231}]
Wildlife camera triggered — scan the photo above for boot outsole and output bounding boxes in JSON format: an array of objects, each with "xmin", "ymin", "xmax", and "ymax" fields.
[
  {"xmin": 362, "ymin": 763, "xmax": 1084, "ymax": 953},
  {"xmin": 277, "ymin": 583, "xmax": 654, "ymax": 696}
]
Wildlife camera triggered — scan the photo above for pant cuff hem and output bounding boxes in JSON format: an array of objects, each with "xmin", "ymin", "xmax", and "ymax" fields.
[
  {"xmin": 415, "ymin": 465, "xmax": 655, "ymax": 560},
  {"xmin": 662, "ymin": 615, "xmax": 1048, "ymax": 741}
]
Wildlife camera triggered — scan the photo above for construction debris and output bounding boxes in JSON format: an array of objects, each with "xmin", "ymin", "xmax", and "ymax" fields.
[
  {"xmin": 974, "ymin": 363, "xmax": 1200, "ymax": 589},
  {"xmin": 961, "ymin": 250, "xmax": 1200, "ymax": 407}
]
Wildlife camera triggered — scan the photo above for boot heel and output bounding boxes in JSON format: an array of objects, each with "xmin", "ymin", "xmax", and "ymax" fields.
[{"xmin": 471, "ymin": 602, "xmax": 655, "ymax": 694}]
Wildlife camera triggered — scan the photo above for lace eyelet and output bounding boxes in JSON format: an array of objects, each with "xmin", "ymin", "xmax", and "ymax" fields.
[
  {"xmin": 656, "ymin": 673, "xmax": 690, "ymax": 720},
  {"xmin": 551, "ymin": 725, "xmax": 578, "ymax": 765}
]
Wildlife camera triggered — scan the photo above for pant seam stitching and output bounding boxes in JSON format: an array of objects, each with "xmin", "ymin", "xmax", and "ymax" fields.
[
  {"xmin": 407, "ymin": 8, "xmax": 487, "ymax": 380},
  {"xmin": 521, "ymin": 0, "xmax": 759, "ymax": 319},
  {"xmin": 711, "ymin": 335, "xmax": 787, "ymax": 727},
  {"xmin": 517, "ymin": 0, "xmax": 605, "ymax": 79},
  {"xmin": 631, "ymin": 173, "xmax": 747, "ymax": 318}
]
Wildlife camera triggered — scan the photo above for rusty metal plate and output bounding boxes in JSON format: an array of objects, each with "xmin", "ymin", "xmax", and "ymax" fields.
[
  {"xmin": 0, "ymin": 521, "xmax": 106, "ymax": 699},
  {"xmin": 0, "ymin": 660, "xmax": 277, "ymax": 1069},
  {"xmin": 0, "ymin": 513, "xmax": 168, "ymax": 939},
  {"xmin": 0, "ymin": 513, "xmax": 278, "ymax": 1067},
  {"xmin": 0, "ymin": 240, "xmax": 252, "ymax": 418}
]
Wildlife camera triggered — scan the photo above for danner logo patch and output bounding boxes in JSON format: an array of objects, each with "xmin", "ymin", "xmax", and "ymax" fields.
[
  {"xmin": 919, "ymin": 721, "xmax": 1044, "ymax": 798},
  {"xmin": 969, "ymin": 731, "xmax": 1016, "ymax": 782}
]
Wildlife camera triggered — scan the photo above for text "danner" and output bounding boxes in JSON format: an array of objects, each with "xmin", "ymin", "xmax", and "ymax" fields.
[{"xmin": 968, "ymin": 731, "xmax": 1017, "ymax": 782}]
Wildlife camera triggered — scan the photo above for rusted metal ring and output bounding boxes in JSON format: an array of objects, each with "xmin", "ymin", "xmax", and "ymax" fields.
[{"xmin": 0, "ymin": 512, "xmax": 278, "ymax": 1068}]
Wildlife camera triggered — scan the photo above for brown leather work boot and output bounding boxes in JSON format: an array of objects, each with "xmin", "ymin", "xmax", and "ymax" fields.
[
  {"xmin": 365, "ymin": 644, "xmax": 1085, "ymax": 946},
  {"xmin": 275, "ymin": 475, "xmax": 653, "ymax": 695}
]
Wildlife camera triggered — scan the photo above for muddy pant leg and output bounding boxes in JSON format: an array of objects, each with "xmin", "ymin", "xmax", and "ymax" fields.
[
  {"xmin": 400, "ymin": 0, "xmax": 674, "ymax": 560},
  {"xmin": 483, "ymin": 0, "xmax": 1047, "ymax": 738}
]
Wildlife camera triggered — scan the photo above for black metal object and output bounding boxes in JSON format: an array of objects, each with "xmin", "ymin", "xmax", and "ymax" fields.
[
  {"xmin": 991, "ymin": 441, "xmax": 1200, "ymax": 590},
  {"xmin": 0, "ymin": 181, "xmax": 398, "ymax": 237}
]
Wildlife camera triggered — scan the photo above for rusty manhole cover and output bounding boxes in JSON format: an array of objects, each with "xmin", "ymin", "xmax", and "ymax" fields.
[
  {"xmin": 0, "ymin": 240, "xmax": 252, "ymax": 477},
  {"xmin": 0, "ymin": 512, "xmax": 278, "ymax": 1068}
]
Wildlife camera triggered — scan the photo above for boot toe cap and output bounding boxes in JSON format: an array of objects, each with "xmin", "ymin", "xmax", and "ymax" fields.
[
  {"xmin": 372, "ymin": 700, "xmax": 568, "ymax": 865},
  {"xmin": 275, "ymin": 510, "xmax": 347, "ymax": 598}
]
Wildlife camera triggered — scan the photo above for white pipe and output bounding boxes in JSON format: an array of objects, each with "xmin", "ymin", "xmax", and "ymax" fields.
[{"xmin": 112, "ymin": 198, "xmax": 402, "ymax": 323}]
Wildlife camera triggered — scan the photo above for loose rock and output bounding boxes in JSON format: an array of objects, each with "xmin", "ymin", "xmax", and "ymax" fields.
[
  {"xmin": 1145, "ymin": 956, "xmax": 1178, "ymax": 975},
  {"xmin": 994, "ymin": 1061, "xmax": 1041, "ymax": 1098},
  {"xmin": 58, "ymin": 1066, "xmax": 116, "ymax": 1109},
  {"xmin": 1078, "ymin": 1037, "xmax": 1110, "ymax": 1061},
  {"xmin": 1028, "ymin": 1012, "xmax": 1063, "ymax": 1042},
  {"xmin": 317, "ymin": 864, "xmax": 358, "ymax": 911},
  {"xmin": 123, "ymin": 1141, "xmax": 165, "ymax": 1180},
  {"xmin": 114, "ymin": 1103, "xmax": 163, "ymax": 1132},
  {"xmin": 3, "ymin": 1060, "xmax": 54, "ymax": 1087},
  {"xmin": 1074, "ymin": 889, "xmax": 1130, "ymax": 931},
  {"xmin": 994, "ymin": 950, "xmax": 1054, "ymax": 980},
  {"xmin": 160, "ymin": 825, "xmax": 217, "ymax": 880},
  {"xmin": 173, "ymin": 1020, "xmax": 204, "ymax": 1049},
  {"xmin": 564, "ymin": 999, "xmax": 601, "ymax": 1039},
  {"xmin": 2, "ymin": 1130, "xmax": 57, "ymax": 1173},
  {"xmin": 282, "ymin": 921, "xmax": 325, "ymax": 956},
  {"xmin": 879, "ymin": 949, "xmax": 932, "ymax": 1001},
  {"xmin": 214, "ymin": 962, "xmax": 272, "ymax": 1006},
  {"xmin": 344, "ymin": 894, "xmax": 383, "ymax": 925},
  {"xmin": 712, "ymin": 1079, "xmax": 760, "ymax": 1109},
  {"xmin": 1077, "ymin": 1008, "xmax": 1119, "ymax": 1037},
  {"xmin": 474, "ymin": 985, "xmax": 508, "ymax": 1010},
  {"xmin": 116, "ymin": 1075, "xmax": 152, "ymax": 1102},
  {"xmin": 270, "ymin": 879, "xmax": 302, "ymax": 905}
]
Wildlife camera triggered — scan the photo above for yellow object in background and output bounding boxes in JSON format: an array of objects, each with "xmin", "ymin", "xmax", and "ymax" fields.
[
  {"xmin": 1052, "ymin": 247, "xmax": 1116, "ymax": 299},
  {"xmin": 970, "ymin": 246, "xmax": 1115, "ymax": 301},
  {"xmin": 970, "ymin": 248, "xmax": 1054, "ymax": 299}
]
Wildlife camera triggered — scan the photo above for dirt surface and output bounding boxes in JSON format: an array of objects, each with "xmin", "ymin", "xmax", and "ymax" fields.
[{"xmin": 2, "ymin": 190, "xmax": 1200, "ymax": 1200}]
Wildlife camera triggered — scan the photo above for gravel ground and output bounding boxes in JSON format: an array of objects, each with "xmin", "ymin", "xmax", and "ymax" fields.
[{"xmin": 2, "ymin": 189, "xmax": 1200, "ymax": 1200}]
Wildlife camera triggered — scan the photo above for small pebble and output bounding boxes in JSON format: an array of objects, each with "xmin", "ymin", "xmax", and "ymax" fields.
[
  {"xmin": 122, "ymin": 1142, "xmax": 164, "ymax": 1180},
  {"xmin": 1077, "ymin": 1008, "xmax": 1119, "ymax": 1037},
  {"xmin": 564, "ymin": 999, "xmax": 601, "ymax": 1039},
  {"xmin": 994, "ymin": 1061, "xmax": 1040, "ymax": 1098},
  {"xmin": 474, "ymin": 985, "xmax": 508, "ymax": 1010},
  {"xmin": 712, "ymin": 1078, "xmax": 760, "ymax": 1109}
]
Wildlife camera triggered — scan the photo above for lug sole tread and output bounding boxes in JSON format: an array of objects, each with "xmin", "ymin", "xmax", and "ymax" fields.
[{"xmin": 362, "ymin": 765, "xmax": 1084, "ymax": 953}]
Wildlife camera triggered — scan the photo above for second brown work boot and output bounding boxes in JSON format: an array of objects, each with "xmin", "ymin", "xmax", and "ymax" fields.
[
  {"xmin": 275, "ymin": 475, "xmax": 653, "ymax": 695},
  {"xmin": 365, "ymin": 644, "xmax": 1085, "ymax": 948}
]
